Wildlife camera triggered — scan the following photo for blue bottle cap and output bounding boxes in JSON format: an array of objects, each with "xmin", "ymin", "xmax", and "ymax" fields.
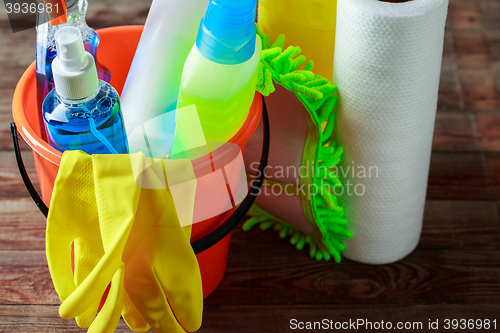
[{"xmin": 196, "ymin": 0, "xmax": 257, "ymax": 65}]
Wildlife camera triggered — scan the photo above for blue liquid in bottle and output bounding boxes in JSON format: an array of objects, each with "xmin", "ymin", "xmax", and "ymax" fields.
[
  {"xmin": 36, "ymin": 0, "xmax": 111, "ymax": 140},
  {"xmin": 43, "ymin": 81, "xmax": 128, "ymax": 155},
  {"xmin": 36, "ymin": 32, "xmax": 57, "ymax": 141}
]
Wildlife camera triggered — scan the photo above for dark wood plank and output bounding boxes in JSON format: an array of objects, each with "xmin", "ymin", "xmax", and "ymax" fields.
[
  {"xmin": 0, "ymin": 150, "xmax": 39, "ymax": 199},
  {"xmin": 448, "ymin": 0, "xmax": 483, "ymax": 31},
  {"xmin": 1, "ymin": 224, "xmax": 499, "ymax": 307},
  {"xmin": 0, "ymin": 305, "xmax": 132, "ymax": 332},
  {"xmin": 85, "ymin": 0, "xmax": 151, "ymax": 29},
  {"xmin": 493, "ymin": 61, "xmax": 500, "ymax": 102},
  {"xmin": 0, "ymin": 265, "xmax": 57, "ymax": 306},
  {"xmin": 485, "ymin": 31, "xmax": 500, "ymax": 62},
  {"xmin": 427, "ymin": 152, "xmax": 495, "ymax": 200},
  {"xmin": 432, "ymin": 113, "xmax": 476, "ymax": 151},
  {"xmin": 0, "ymin": 27, "xmax": 47, "ymax": 155},
  {"xmin": 476, "ymin": 114, "xmax": 500, "ymax": 152},
  {"xmin": 452, "ymin": 28, "xmax": 491, "ymax": 71},
  {"xmin": 481, "ymin": 0, "xmax": 500, "ymax": 31},
  {"xmin": 0, "ymin": 112, "xmax": 34, "ymax": 151},
  {"xmin": 203, "ymin": 228, "xmax": 500, "ymax": 306},
  {"xmin": 201, "ymin": 304, "xmax": 500, "ymax": 333},
  {"xmin": 437, "ymin": 33, "xmax": 465, "ymax": 113},
  {"xmin": 458, "ymin": 69, "xmax": 499, "ymax": 111},
  {"xmin": 453, "ymin": 31, "xmax": 488, "ymax": 55},
  {"xmin": 2, "ymin": 199, "xmax": 497, "ymax": 306},
  {"xmin": 421, "ymin": 200, "xmax": 500, "ymax": 250},
  {"xmin": 0, "ymin": 29, "xmax": 37, "ymax": 103},
  {"xmin": 485, "ymin": 153, "xmax": 500, "ymax": 199},
  {"xmin": 0, "ymin": 250, "xmax": 46, "ymax": 267},
  {"xmin": 0, "ymin": 304, "xmax": 499, "ymax": 333},
  {"xmin": 438, "ymin": 68, "xmax": 464, "ymax": 113},
  {"xmin": 0, "ymin": 200, "xmax": 46, "ymax": 251}
]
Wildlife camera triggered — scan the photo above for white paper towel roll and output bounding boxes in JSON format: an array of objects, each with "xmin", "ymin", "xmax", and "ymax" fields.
[{"xmin": 333, "ymin": 0, "xmax": 448, "ymax": 264}]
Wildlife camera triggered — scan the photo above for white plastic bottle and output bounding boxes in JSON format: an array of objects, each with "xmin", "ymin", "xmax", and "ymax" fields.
[
  {"xmin": 120, "ymin": 0, "xmax": 208, "ymax": 157},
  {"xmin": 174, "ymin": 0, "xmax": 262, "ymax": 151}
]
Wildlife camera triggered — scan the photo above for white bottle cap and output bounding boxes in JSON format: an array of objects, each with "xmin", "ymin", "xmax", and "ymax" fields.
[{"xmin": 52, "ymin": 26, "xmax": 99, "ymax": 101}]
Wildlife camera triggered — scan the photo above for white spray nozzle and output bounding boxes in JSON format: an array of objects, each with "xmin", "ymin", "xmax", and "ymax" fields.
[
  {"xmin": 52, "ymin": 26, "xmax": 99, "ymax": 100},
  {"xmin": 55, "ymin": 26, "xmax": 87, "ymax": 71}
]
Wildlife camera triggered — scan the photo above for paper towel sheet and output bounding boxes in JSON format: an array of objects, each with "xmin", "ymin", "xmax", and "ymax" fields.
[{"xmin": 333, "ymin": 0, "xmax": 448, "ymax": 264}]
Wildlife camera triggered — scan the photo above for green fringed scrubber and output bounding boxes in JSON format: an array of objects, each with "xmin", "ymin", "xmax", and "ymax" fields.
[{"xmin": 243, "ymin": 29, "xmax": 352, "ymax": 262}]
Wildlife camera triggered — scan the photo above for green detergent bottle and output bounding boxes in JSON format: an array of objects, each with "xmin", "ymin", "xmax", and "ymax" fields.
[{"xmin": 174, "ymin": 0, "xmax": 261, "ymax": 151}]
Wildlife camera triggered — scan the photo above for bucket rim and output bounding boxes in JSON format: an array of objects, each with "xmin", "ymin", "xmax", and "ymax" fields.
[
  {"xmin": 12, "ymin": 61, "xmax": 62, "ymax": 166},
  {"xmin": 12, "ymin": 25, "xmax": 262, "ymax": 166}
]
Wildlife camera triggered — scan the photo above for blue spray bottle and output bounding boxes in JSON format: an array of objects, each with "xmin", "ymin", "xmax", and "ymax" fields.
[
  {"xmin": 36, "ymin": 0, "xmax": 110, "ymax": 139},
  {"xmin": 43, "ymin": 27, "xmax": 128, "ymax": 155}
]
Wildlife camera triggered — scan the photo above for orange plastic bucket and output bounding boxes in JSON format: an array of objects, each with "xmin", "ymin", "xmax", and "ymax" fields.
[{"xmin": 12, "ymin": 25, "xmax": 263, "ymax": 298}]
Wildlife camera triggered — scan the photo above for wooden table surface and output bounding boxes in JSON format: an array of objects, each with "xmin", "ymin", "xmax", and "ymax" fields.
[{"xmin": 1, "ymin": 1, "xmax": 499, "ymax": 332}]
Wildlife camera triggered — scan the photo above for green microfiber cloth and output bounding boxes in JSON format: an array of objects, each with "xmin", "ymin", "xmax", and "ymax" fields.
[{"xmin": 243, "ymin": 29, "xmax": 352, "ymax": 262}]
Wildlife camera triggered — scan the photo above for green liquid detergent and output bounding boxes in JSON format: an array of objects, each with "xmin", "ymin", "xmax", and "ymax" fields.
[{"xmin": 174, "ymin": 0, "xmax": 261, "ymax": 152}]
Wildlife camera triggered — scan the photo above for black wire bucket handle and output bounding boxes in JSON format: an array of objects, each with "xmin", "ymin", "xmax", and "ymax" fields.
[{"xmin": 10, "ymin": 95, "xmax": 270, "ymax": 255}]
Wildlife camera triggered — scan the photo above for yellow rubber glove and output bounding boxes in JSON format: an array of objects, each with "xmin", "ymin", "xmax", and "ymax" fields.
[
  {"xmin": 122, "ymin": 290, "xmax": 151, "ymax": 332},
  {"xmin": 46, "ymin": 151, "xmax": 202, "ymax": 333},
  {"xmin": 120, "ymin": 161, "xmax": 202, "ymax": 333},
  {"xmin": 46, "ymin": 151, "xmax": 105, "ymax": 329},
  {"xmin": 47, "ymin": 151, "xmax": 139, "ymax": 333}
]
